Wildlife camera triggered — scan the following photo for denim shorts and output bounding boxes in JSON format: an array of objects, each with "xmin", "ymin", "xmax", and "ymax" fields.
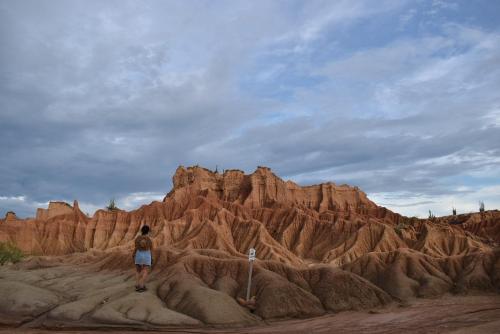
[{"xmin": 135, "ymin": 250, "xmax": 152, "ymax": 266}]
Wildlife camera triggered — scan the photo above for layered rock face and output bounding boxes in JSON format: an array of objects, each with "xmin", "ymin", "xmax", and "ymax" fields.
[
  {"xmin": 171, "ymin": 166, "xmax": 398, "ymax": 219},
  {"xmin": 0, "ymin": 165, "xmax": 499, "ymax": 329}
]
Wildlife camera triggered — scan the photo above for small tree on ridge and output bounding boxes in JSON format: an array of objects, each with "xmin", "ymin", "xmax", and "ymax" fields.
[{"xmin": 107, "ymin": 198, "xmax": 117, "ymax": 211}]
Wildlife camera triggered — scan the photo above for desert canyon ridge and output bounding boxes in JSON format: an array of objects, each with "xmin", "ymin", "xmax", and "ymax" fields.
[{"xmin": 0, "ymin": 165, "xmax": 499, "ymax": 329}]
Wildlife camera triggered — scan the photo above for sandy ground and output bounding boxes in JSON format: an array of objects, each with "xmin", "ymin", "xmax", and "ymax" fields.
[{"xmin": 2, "ymin": 294, "xmax": 499, "ymax": 334}]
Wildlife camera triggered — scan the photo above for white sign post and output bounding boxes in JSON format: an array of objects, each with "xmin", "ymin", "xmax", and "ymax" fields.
[{"xmin": 246, "ymin": 248, "xmax": 256, "ymax": 301}]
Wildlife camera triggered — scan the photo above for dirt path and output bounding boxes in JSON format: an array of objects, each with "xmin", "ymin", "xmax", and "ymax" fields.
[{"xmin": 2, "ymin": 294, "xmax": 499, "ymax": 334}]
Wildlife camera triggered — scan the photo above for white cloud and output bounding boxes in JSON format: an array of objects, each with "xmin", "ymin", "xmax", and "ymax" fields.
[
  {"xmin": 118, "ymin": 192, "xmax": 165, "ymax": 211},
  {"xmin": 0, "ymin": 196, "xmax": 26, "ymax": 201},
  {"xmin": 398, "ymin": 8, "xmax": 417, "ymax": 29},
  {"xmin": 1, "ymin": 1, "xmax": 499, "ymax": 219},
  {"xmin": 483, "ymin": 109, "xmax": 500, "ymax": 128},
  {"xmin": 370, "ymin": 184, "xmax": 500, "ymax": 217},
  {"xmin": 0, "ymin": 195, "xmax": 49, "ymax": 218}
]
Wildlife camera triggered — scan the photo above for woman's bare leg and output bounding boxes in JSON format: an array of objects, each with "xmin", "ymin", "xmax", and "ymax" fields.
[
  {"xmin": 135, "ymin": 265, "xmax": 143, "ymax": 287},
  {"xmin": 139, "ymin": 267, "xmax": 150, "ymax": 287}
]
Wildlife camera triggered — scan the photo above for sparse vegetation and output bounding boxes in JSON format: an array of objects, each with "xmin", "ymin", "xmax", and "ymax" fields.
[
  {"xmin": 452, "ymin": 207, "xmax": 456, "ymax": 216},
  {"xmin": 479, "ymin": 201, "xmax": 485, "ymax": 213},
  {"xmin": 428, "ymin": 210, "xmax": 435, "ymax": 220},
  {"xmin": 106, "ymin": 198, "xmax": 117, "ymax": 211},
  {"xmin": 394, "ymin": 223, "xmax": 405, "ymax": 236},
  {"xmin": 0, "ymin": 242, "xmax": 24, "ymax": 265},
  {"xmin": 394, "ymin": 219, "xmax": 413, "ymax": 237},
  {"xmin": 400, "ymin": 215, "xmax": 419, "ymax": 225}
]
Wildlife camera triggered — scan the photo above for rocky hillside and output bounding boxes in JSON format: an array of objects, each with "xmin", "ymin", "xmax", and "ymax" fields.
[
  {"xmin": 0, "ymin": 166, "xmax": 402, "ymax": 256},
  {"xmin": 0, "ymin": 165, "xmax": 499, "ymax": 328}
]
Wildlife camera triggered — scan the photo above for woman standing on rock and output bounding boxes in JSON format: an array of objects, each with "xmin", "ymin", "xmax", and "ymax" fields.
[{"xmin": 133, "ymin": 225, "xmax": 153, "ymax": 292}]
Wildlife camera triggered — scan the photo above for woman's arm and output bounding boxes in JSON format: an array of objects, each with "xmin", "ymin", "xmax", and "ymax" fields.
[
  {"xmin": 132, "ymin": 238, "xmax": 137, "ymax": 260},
  {"xmin": 149, "ymin": 237, "xmax": 154, "ymax": 266}
]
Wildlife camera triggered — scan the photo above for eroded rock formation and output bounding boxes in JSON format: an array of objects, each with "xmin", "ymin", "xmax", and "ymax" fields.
[{"xmin": 0, "ymin": 165, "xmax": 499, "ymax": 329}]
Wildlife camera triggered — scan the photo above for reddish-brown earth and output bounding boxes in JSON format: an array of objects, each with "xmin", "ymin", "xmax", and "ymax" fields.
[
  {"xmin": 1, "ymin": 295, "xmax": 499, "ymax": 334},
  {"xmin": 0, "ymin": 166, "xmax": 499, "ymax": 331}
]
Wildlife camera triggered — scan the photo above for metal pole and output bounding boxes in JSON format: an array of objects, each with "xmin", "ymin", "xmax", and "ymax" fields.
[
  {"xmin": 246, "ymin": 260, "xmax": 253, "ymax": 301},
  {"xmin": 246, "ymin": 247, "xmax": 256, "ymax": 302}
]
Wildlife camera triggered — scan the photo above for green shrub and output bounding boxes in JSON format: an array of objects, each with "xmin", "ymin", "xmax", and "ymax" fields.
[
  {"xmin": 106, "ymin": 198, "xmax": 117, "ymax": 211},
  {"xmin": 394, "ymin": 224, "xmax": 403, "ymax": 236},
  {"xmin": 0, "ymin": 242, "xmax": 24, "ymax": 265},
  {"xmin": 394, "ymin": 221, "xmax": 410, "ymax": 236}
]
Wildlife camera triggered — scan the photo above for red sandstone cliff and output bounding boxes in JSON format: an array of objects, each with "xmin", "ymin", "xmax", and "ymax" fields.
[
  {"xmin": 1, "ymin": 166, "xmax": 403, "ymax": 257},
  {"xmin": 0, "ymin": 166, "xmax": 499, "ymax": 315}
]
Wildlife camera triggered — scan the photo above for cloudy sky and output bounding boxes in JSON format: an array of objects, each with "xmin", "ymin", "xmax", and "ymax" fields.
[{"xmin": 1, "ymin": 0, "xmax": 499, "ymax": 218}]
